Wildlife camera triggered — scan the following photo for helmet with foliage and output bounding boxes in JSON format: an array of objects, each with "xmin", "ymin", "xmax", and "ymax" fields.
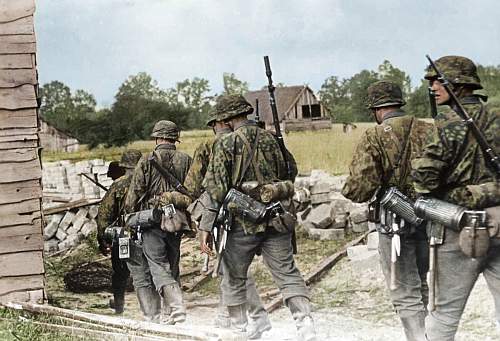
[
  {"xmin": 119, "ymin": 149, "xmax": 142, "ymax": 169},
  {"xmin": 366, "ymin": 80, "xmax": 406, "ymax": 109},
  {"xmin": 214, "ymin": 94, "xmax": 253, "ymax": 121},
  {"xmin": 151, "ymin": 120, "xmax": 180, "ymax": 140},
  {"xmin": 424, "ymin": 55, "xmax": 482, "ymax": 90},
  {"xmin": 206, "ymin": 111, "xmax": 217, "ymax": 127}
]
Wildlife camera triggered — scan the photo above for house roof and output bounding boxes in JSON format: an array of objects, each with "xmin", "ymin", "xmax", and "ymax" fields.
[{"xmin": 244, "ymin": 85, "xmax": 310, "ymax": 123}]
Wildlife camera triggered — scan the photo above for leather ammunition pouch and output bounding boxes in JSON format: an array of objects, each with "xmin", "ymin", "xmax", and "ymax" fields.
[{"xmin": 187, "ymin": 191, "xmax": 211, "ymax": 222}]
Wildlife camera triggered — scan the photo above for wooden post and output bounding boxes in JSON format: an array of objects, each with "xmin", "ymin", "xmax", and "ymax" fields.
[{"xmin": 0, "ymin": 0, "xmax": 45, "ymax": 304}]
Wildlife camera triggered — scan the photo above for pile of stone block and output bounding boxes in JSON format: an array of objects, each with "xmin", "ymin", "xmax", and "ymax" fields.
[
  {"xmin": 43, "ymin": 205, "xmax": 99, "ymax": 254},
  {"xmin": 42, "ymin": 159, "xmax": 112, "ymax": 204},
  {"xmin": 294, "ymin": 170, "xmax": 371, "ymax": 240}
]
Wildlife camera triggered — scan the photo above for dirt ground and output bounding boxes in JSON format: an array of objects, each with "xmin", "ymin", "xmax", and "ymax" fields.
[{"xmin": 41, "ymin": 234, "xmax": 500, "ymax": 341}]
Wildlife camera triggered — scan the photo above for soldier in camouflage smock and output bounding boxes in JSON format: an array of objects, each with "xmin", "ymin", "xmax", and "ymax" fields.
[
  {"xmin": 199, "ymin": 95, "xmax": 316, "ymax": 341},
  {"xmin": 97, "ymin": 149, "xmax": 142, "ymax": 314},
  {"xmin": 412, "ymin": 55, "xmax": 500, "ymax": 341},
  {"xmin": 125, "ymin": 120, "xmax": 192, "ymax": 325},
  {"xmin": 342, "ymin": 81, "xmax": 434, "ymax": 341},
  {"xmin": 186, "ymin": 105, "xmax": 271, "ymax": 339}
]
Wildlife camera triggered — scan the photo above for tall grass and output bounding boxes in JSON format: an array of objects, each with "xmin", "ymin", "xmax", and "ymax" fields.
[{"xmin": 42, "ymin": 124, "xmax": 373, "ymax": 174}]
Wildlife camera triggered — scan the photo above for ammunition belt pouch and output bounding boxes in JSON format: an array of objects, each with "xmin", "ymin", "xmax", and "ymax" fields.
[
  {"xmin": 159, "ymin": 204, "xmax": 191, "ymax": 234},
  {"xmin": 157, "ymin": 190, "xmax": 192, "ymax": 210}
]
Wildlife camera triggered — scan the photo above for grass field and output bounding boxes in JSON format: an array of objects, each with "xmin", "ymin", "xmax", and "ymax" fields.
[{"xmin": 42, "ymin": 123, "xmax": 373, "ymax": 175}]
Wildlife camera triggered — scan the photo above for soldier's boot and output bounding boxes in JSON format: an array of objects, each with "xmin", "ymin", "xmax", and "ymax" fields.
[
  {"xmin": 227, "ymin": 303, "xmax": 248, "ymax": 339},
  {"xmin": 215, "ymin": 302, "xmax": 231, "ymax": 328},
  {"xmin": 136, "ymin": 287, "xmax": 161, "ymax": 322},
  {"xmin": 400, "ymin": 311, "xmax": 426, "ymax": 341},
  {"xmin": 109, "ymin": 292, "xmax": 125, "ymax": 314},
  {"xmin": 160, "ymin": 283, "xmax": 186, "ymax": 325},
  {"xmin": 246, "ymin": 281, "xmax": 271, "ymax": 339},
  {"xmin": 287, "ymin": 296, "xmax": 317, "ymax": 341}
]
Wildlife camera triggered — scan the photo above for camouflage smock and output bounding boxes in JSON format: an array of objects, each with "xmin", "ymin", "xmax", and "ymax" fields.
[
  {"xmin": 202, "ymin": 120, "xmax": 297, "ymax": 233},
  {"xmin": 125, "ymin": 143, "xmax": 192, "ymax": 213},
  {"xmin": 412, "ymin": 95, "xmax": 500, "ymax": 209},
  {"xmin": 96, "ymin": 174, "xmax": 131, "ymax": 245},
  {"xmin": 184, "ymin": 128, "xmax": 231, "ymax": 198},
  {"xmin": 342, "ymin": 111, "xmax": 435, "ymax": 203}
]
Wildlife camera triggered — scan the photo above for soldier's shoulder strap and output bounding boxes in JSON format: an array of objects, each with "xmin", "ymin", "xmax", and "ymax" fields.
[{"xmin": 234, "ymin": 128, "xmax": 262, "ymax": 187}]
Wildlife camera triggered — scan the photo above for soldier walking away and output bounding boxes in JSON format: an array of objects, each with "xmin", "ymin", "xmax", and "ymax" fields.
[
  {"xmin": 412, "ymin": 55, "xmax": 500, "ymax": 341},
  {"xmin": 185, "ymin": 105, "xmax": 271, "ymax": 339},
  {"xmin": 96, "ymin": 149, "xmax": 142, "ymax": 314},
  {"xmin": 342, "ymin": 81, "xmax": 434, "ymax": 341},
  {"xmin": 125, "ymin": 120, "xmax": 192, "ymax": 324},
  {"xmin": 199, "ymin": 95, "xmax": 316, "ymax": 341}
]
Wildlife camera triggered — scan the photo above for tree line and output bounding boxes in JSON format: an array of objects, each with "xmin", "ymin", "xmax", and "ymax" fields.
[{"xmin": 40, "ymin": 61, "xmax": 500, "ymax": 148}]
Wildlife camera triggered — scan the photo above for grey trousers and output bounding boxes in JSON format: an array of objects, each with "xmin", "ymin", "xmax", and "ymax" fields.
[
  {"xmin": 221, "ymin": 226, "xmax": 309, "ymax": 307},
  {"xmin": 378, "ymin": 232, "xmax": 429, "ymax": 318},
  {"xmin": 426, "ymin": 229, "xmax": 500, "ymax": 341},
  {"xmin": 141, "ymin": 228, "xmax": 181, "ymax": 291},
  {"xmin": 126, "ymin": 240, "xmax": 154, "ymax": 289}
]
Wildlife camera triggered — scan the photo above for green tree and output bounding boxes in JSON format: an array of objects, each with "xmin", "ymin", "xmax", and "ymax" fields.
[
  {"xmin": 377, "ymin": 60, "xmax": 412, "ymax": 95},
  {"xmin": 406, "ymin": 81, "xmax": 432, "ymax": 118},
  {"xmin": 173, "ymin": 78, "xmax": 212, "ymax": 128},
  {"xmin": 222, "ymin": 72, "xmax": 249, "ymax": 95}
]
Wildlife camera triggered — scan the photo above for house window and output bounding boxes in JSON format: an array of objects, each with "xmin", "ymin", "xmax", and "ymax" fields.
[{"xmin": 302, "ymin": 104, "xmax": 321, "ymax": 118}]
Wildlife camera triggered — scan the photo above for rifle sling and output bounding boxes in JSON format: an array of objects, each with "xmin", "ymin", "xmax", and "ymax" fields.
[{"xmin": 149, "ymin": 153, "xmax": 192, "ymax": 199}]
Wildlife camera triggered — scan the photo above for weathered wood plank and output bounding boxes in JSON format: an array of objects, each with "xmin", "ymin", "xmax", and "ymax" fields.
[
  {"xmin": 0, "ymin": 15, "xmax": 33, "ymax": 35},
  {"xmin": 0, "ymin": 140, "xmax": 38, "ymax": 150},
  {"xmin": 0, "ymin": 179, "xmax": 41, "ymax": 204},
  {"xmin": 0, "ymin": 233, "xmax": 43, "ymax": 255},
  {"xmin": 0, "ymin": 127, "xmax": 38, "ymax": 137},
  {"xmin": 0, "ymin": 251, "xmax": 44, "ymax": 277},
  {"xmin": 0, "ymin": 0, "xmax": 35, "ymax": 23},
  {"xmin": 0, "ymin": 211, "xmax": 40, "ymax": 227},
  {"xmin": 0, "ymin": 53, "xmax": 33, "ymax": 69},
  {"xmin": 0, "ymin": 42, "xmax": 35, "ymax": 54},
  {"xmin": 0, "ymin": 159, "xmax": 41, "ymax": 183},
  {"xmin": 0, "ymin": 218, "xmax": 41, "ymax": 237},
  {"xmin": 0, "ymin": 147, "xmax": 38, "ymax": 163},
  {"xmin": 43, "ymin": 198, "xmax": 101, "ymax": 216},
  {"xmin": 0, "ymin": 132, "xmax": 38, "ymax": 142},
  {"xmin": 0, "ymin": 84, "xmax": 37, "ymax": 109},
  {"xmin": 0, "ymin": 68, "xmax": 36, "ymax": 87},
  {"xmin": 0, "ymin": 198, "xmax": 40, "ymax": 215},
  {"xmin": 0, "ymin": 34, "xmax": 35, "ymax": 43},
  {"xmin": 0, "ymin": 275, "xmax": 44, "ymax": 297},
  {"xmin": 0, "ymin": 108, "xmax": 37, "ymax": 128}
]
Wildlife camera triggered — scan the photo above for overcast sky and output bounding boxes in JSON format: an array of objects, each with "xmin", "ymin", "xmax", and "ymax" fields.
[{"xmin": 35, "ymin": 0, "xmax": 500, "ymax": 106}]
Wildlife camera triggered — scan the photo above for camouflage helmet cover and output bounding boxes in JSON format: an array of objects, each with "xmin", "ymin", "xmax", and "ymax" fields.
[
  {"xmin": 151, "ymin": 120, "xmax": 180, "ymax": 140},
  {"xmin": 424, "ymin": 55, "xmax": 482, "ymax": 90},
  {"xmin": 214, "ymin": 94, "xmax": 254, "ymax": 121},
  {"xmin": 366, "ymin": 80, "xmax": 406, "ymax": 109},
  {"xmin": 119, "ymin": 149, "xmax": 142, "ymax": 169},
  {"xmin": 206, "ymin": 110, "xmax": 217, "ymax": 127}
]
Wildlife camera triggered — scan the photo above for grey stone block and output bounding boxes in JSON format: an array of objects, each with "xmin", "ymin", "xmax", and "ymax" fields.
[
  {"xmin": 311, "ymin": 192, "xmax": 331, "ymax": 205},
  {"xmin": 352, "ymin": 221, "xmax": 369, "ymax": 233},
  {"xmin": 81, "ymin": 219, "xmax": 97, "ymax": 237},
  {"xmin": 58, "ymin": 232, "xmax": 84, "ymax": 250},
  {"xmin": 367, "ymin": 231, "xmax": 379, "ymax": 251},
  {"xmin": 347, "ymin": 245, "xmax": 370, "ymax": 261},
  {"xmin": 44, "ymin": 220, "xmax": 59, "ymax": 240},
  {"xmin": 307, "ymin": 227, "xmax": 345, "ymax": 241},
  {"xmin": 330, "ymin": 198, "xmax": 353, "ymax": 216},
  {"xmin": 350, "ymin": 204, "xmax": 369, "ymax": 223},
  {"xmin": 59, "ymin": 211, "xmax": 76, "ymax": 230},
  {"xmin": 307, "ymin": 203, "xmax": 333, "ymax": 229},
  {"xmin": 87, "ymin": 205, "xmax": 99, "ymax": 219},
  {"xmin": 44, "ymin": 239, "xmax": 59, "ymax": 253},
  {"xmin": 55, "ymin": 228, "xmax": 68, "ymax": 241},
  {"xmin": 71, "ymin": 208, "xmax": 88, "ymax": 226},
  {"xmin": 331, "ymin": 214, "xmax": 348, "ymax": 229},
  {"xmin": 67, "ymin": 218, "xmax": 88, "ymax": 235}
]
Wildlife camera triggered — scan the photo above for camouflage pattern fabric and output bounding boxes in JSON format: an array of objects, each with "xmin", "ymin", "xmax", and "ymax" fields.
[
  {"xmin": 150, "ymin": 120, "xmax": 180, "ymax": 140},
  {"xmin": 366, "ymin": 80, "xmax": 406, "ymax": 109},
  {"xmin": 202, "ymin": 120, "xmax": 297, "ymax": 234},
  {"xmin": 96, "ymin": 174, "xmax": 132, "ymax": 246},
  {"xmin": 125, "ymin": 143, "xmax": 192, "ymax": 213},
  {"xmin": 425, "ymin": 55, "xmax": 482, "ymax": 89},
  {"xmin": 213, "ymin": 94, "xmax": 254, "ymax": 121},
  {"xmin": 119, "ymin": 149, "xmax": 142, "ymax": 169},
  {"xmin": 184, "ymin": 138, "xmax": 215, "ymax": 198},
  {"xmin": 412, "ymin": 95, "xmax": 500, "ymax": 209},
  {"xmin": 342, "ymin": 111, "xmax": 435, "ymax": 203}
]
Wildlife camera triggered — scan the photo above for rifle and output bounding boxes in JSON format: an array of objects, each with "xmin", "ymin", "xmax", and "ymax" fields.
[
  {"xmin": 212, "ymin": 206, "xmax": 231, "ymax": 278},
  {"xmin": 80, "ymin": 173, "xmax": 108, "ymax": 192},
  {"xmin": 426, "ymin": 55, "xmax": 500, "ymax": 175},
  {"xmin": 263, "ymin": 56, "xmax": 292, "ymax": 178},
  {"xmin": 148, "ymin": 155, "xmax": 194, "ymax": 200},
  {"xmin": 255, "ymin": 98, "xmax": 260, "ymax": 122}
]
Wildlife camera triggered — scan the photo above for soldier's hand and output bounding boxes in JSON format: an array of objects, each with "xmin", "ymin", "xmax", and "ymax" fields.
[{"xmin": 199, "ymin": 230, "xmax": 213, "ymax": 256}]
